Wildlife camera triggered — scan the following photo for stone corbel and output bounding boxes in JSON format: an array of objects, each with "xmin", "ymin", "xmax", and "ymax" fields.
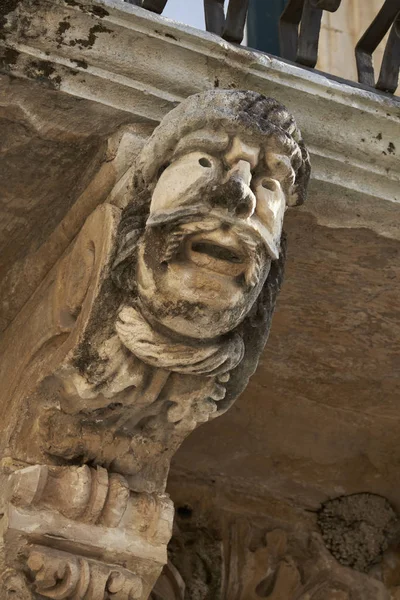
[{"xmin": 0, "ymin": 90, "xmax": 310, "ymax": 598}]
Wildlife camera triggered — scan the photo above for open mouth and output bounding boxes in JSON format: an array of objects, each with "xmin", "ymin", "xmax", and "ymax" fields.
[
  {"xmin": 190, "ymin": 241, "xmax": 243, "ymax": 264},
  {"xmin": 186, "ymin": 231, "xmax": 248, "ymax": 277}
]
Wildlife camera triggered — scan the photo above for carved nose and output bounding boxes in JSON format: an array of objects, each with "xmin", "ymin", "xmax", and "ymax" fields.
[
  {"xmin": 227, "ymin": 160, "xmax": 256, "ymax": 219},
  {"xmin": 229, "ymin": 159, "xmax": 252, "ymax": 186},
  {"xmin": 233, "ymin": 191, "xmax": 256, "ymax": 219}
]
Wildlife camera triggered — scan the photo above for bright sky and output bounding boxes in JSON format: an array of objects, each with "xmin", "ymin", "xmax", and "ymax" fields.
[
  {"xmin": 160, "ymin": 0, "xmax": 247, "ymax": 44},
  {"xmin": 163, "ymin": 0, "xmax": 206, "ymax": 31}
]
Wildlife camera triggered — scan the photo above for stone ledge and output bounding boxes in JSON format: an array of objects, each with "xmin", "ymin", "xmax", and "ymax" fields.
[{"xmin": 1, "ymin": 0, "xmax": 399, "ymax": 219}]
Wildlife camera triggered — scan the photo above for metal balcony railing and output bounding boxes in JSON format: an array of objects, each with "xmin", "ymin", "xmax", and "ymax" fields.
[{"xmin": 125, "ymin": 0, "xmax": 400, "ymax": 95}]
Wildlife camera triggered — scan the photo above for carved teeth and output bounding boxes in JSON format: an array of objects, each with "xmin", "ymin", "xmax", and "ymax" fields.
[{"xmin": 161, "ymin": 220, "xmax": 220, "ymax": 263}]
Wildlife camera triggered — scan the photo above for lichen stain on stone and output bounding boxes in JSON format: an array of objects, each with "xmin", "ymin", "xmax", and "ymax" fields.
[
  {"xmin": 73, "ymin": 58, "xmax": 88, "ymax": 69},
  {"xmin": 25, "ymin": 60, "xmax": 62, "ymax": 89},
  {"xmin": 88, "ymin": 6, "xmax": 110, "ymax": 18},
  {"xmin": 62, "ymin": 0, "xmax": 109, "ymax": 17},
  {"xmin": 57, "ymin": 19, "xmax": 70, "ymax": 37},
  {"xmin": 56, "ymin": 18, "xmax": 71, "ymax": 46},
  {"xmin": 0, "ymin": 0, "xmax": 21, "ymax": 39},
  {"xmin": 0, "ymin": 47, "xmax": 19, "ymax": 71},
  {"xmin": 318, "ymin": 493, "xmax": 398, "ymax": 573},
  {"xmin": 69, "ymin": 23, "xmax": 113, "ymax": 49},
  {"xmin": 57, "ymin": 20, "xmax": 71, "ymax": 36},
  {"xmin": 388, "ymin": 142, "xmax": 396, "ymax": 155},
  {"xmin": 154, "ymin": 29, "xmax": 179, "ymax": 42}
]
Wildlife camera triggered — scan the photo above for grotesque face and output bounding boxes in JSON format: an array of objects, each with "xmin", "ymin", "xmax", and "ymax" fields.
[{"xmin": 135, "ymin": 134, "xmax": 295, "ymax": 340}]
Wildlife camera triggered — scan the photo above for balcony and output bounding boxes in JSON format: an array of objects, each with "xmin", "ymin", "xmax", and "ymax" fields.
[{"xmin": 0, "ymin": 0, "xmax": 400, "ymax": 597}]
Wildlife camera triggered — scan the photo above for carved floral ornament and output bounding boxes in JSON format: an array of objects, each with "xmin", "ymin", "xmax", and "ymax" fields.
[{"xmin": 0, "ymin": 90, "xmax": 310, "ymax": 599}]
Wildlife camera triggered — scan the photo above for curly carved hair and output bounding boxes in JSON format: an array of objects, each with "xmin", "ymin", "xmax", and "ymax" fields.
[{"xmin": 136, "ymin": 89, "xmax": 310, "ymax": 206}]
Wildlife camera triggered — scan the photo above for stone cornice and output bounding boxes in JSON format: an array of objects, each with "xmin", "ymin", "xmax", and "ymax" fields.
[
  {"xmin": 1, "ymin": 3, "xmax": 400, "ymax": 598},
  {"xmin": 1, "ymin": 0, "xmax": 399, "ymax": 220}
]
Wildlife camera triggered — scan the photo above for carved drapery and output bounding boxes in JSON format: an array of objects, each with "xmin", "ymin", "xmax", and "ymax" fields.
[{"xmin": 0, "ymin": 90, "xmax": 310, "ymax": 598}]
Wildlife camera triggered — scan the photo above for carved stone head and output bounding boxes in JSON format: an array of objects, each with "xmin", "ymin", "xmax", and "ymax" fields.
[{"xmin": 113, "ymin": 90, "xmax": 310, "ymax": 408}]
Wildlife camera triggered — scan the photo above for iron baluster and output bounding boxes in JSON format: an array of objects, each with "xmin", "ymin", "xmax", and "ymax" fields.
[
  {"xmin": 223, "ymin": 0, "xmax": 250, "ymax": 43},
  {"xmin": 376, "ymin": 13, "xmax": 400, "ymax": 93},
  {"xmin": 279, "ymin": 0, "xmax": 305, "ymax": 63},
  {"xmin": 125, "ymin": 0, "xmax": 398, "ymax": 95},
  {"xmin": 356, "ymin": 0, "xmax": 400, "ymax": 92},
  {"xmin": 280, "ymin": 0, "xmax": 341, "ymax": 68},
  {"xmin": 297, "ymin": 0, "xmax": 323, "ymax": 67},
  {"xmin": 204, "ymin": 0, "xmax": 225, "ymax": 36},
  {"xmin": 310, "ymin": 0, "xmax": 341, "ymax": 9},
  {"xmin": 142, "ymin": 0, "xmax": 169, "ymax": 13}
]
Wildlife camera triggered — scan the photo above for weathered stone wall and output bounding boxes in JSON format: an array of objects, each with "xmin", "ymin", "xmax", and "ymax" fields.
[{"xmin": 0, "ymin": 1, "xmax": 399, "ymax": 598}]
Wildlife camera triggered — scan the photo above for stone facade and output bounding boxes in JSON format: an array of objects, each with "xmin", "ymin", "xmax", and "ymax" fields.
[{"xmin": 0, "ymin": 0, "xmax": 399, "ymax": 598}]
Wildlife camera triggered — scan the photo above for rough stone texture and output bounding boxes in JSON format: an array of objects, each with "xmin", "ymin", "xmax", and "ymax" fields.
[
  {"xmin": 0, "ymin": 1, "xmax": 399, "ymax": 597},
  {"xmin": 0, "ymin": 0, "xmax": 398, "ymax": 327},
  {"xmin": 1, "ymin": 464, "xmax": 172, "ymax": 598},
  {"xmin": 154, "ymin": 477, "xmax": 396, "ymax": 599},
  {"xmin": 0, "ymin": 88, "xmax": 307, "ymax": 598},
  {"xmin": 318, "ymin": 494, "xmax": 399, "ymax": 573},
  {"xmin": 171, "ymin": 205, "xmax": 400, "ymax": 511},
  {"xmin": 168, "ymin": 521, "xmax": 223, "ymax": 600},
  {"xmin": 0, "ymin": 75, "xmax": 152, "ymax": 331}
]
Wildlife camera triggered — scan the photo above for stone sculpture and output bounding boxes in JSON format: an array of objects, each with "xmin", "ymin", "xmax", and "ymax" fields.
[{"xmin": 0, "ymin": 90, "xmax": 309, "ymax": 598}]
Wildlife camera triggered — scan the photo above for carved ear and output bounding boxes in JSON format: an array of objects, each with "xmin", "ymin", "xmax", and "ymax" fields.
[
  {"xmin": 216, "ymin": 233, "xmax": 287, "ymax": 414},
  {"xmin": 290, "ymin": 139, "xmax": 311, "ymax": 206}
]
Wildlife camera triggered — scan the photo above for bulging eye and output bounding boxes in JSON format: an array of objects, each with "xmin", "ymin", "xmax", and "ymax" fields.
[
  {"xmin": 198, "ymin": 157, "xmax": 212, "ymax": 168},
  {"xmin": 149, "ymin": 152, "xmax": 220, "ymax": 215}
]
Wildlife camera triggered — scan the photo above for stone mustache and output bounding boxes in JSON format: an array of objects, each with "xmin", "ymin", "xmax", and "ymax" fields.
[{"xmin": 0, "ymin": 90, "xmax": 310, "ymax": 599}]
